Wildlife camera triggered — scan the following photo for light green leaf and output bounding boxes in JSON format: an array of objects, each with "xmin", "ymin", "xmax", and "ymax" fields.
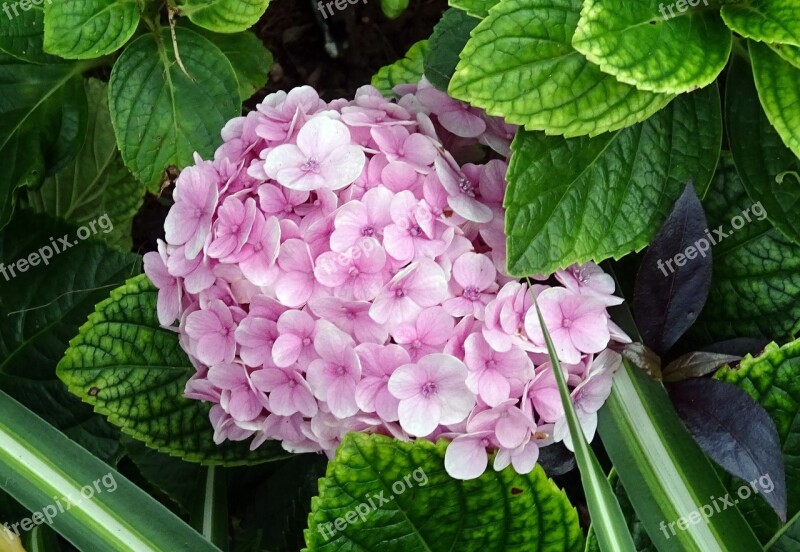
[
  {"xmin": 380, "ymin": 0, "xmax": 409, "ymax": 19},
  {"xmin": 57, "ymin": 274, "xmax": 291, "ymax": 465},
  {"xmin": 177, "ymin": 0, "xmax": 270, "ymax": 33},
  {"xmin": 448, "ymin": 0, "xmax": 499, "ymax": 19},
  {"xmin": 750, "ymin": 41, "xmax": 800, "ymax": 158},
  {"xmin": 572, "ymin": 0, "xmax": 731, "ymax": 94},
  {"xmin": 722, "ymin": 0, "xmax": 800, "ymax": 47},
  {"xmin": 26, "ymin": 79, "xmax": 145, "ymax": 250},
  {"xmin": 303, "ymin": 432, "xmax": 583, "ymax": 551},
  {"xmin": 688, "ymin": 155, "xmax": 800, "ymax": 345},
  {"xmin": 449, "ymin": 0, "xmax": 674, "ymax": 137},
  {"xmin": 505, "ymin": 86, "xmax": 721, "ymax": 276},
  {"xmin": 424, "ymin": 8, "xmax": 478, "ymax": 92},
  {"xmin": 0, "ymin": 4, "xmax": 62, "ymax": 63},
  {"xmin": 0, "ymin": 211, "xmax": 136, "ymax": 464},
  {"xmin": 371, "ymin": 40, "xmax": 429, "ymax": 97},
  {"xmin": 184, "ymin": 26, "xmax": 272, "ymax": 101},
  {"xmin": 0, "ymin": 59, "xmax": 89, "ymax": 228},
  {"xmin": 43, "ymin": 0, "xmax": 139, "ymax": 59},
  {"xmin": 770, "ymin": 43, "xmax": 800, "ymax": 68},
  {"xmin": 725, "ymin": 51, "xmax": 800, "ymax": 246},
  {"xmin": 108, "ymin": 27, "xmax": 239, "ymax": 190},
  {"xmin": 0, "ymin": 388, "xmax": 223, "ymax": 552},
  {"xmin": 715, "ymin": 339, "xmax": 800, "ymax": 546}
]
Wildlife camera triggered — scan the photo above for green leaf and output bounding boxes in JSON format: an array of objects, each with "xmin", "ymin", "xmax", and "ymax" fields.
[
  {"xmin": 505, "ymin": 86, "xmax": 721, "ymax": 276},
  {"xmin": 767, "ymin": 513, "xmax": 800, "ymax": 551},
  {"xmin": 721, "ymin": 0, "xmax": 800, "ymax": 47},
  {"xmin": 0, "ymin": 59, "xmax": 89, "ymax": 229},
  {"xmin": 572, "ymin": 0, "xmax": 731, "ymax": 94},
  {"xmin": 303, "ymin": 432, "xmax": 583, "ymax": 551},
  {"xmin": 380, "ymin": 0, "xmax": 409, "ymax": 19},
  {"xmin": 448, "ymin": 0, "xmax": 674, "ymax": 137},
  {"xmin": 598, "ymin": 358, "xmax": 763, "ymax": 551},
  {"xmin": 715, "ymin": 339, "xmax": 800, "ymax": 545},
  {"xmin": 0, "ymin": 4, "xmax": 62, "ymax": 64},
  {"xmin": 424, "ymin": 8, "xmax": 478, "ymax": 92},
  {"xmin": 191, "ymin": 467, "xmax": 229, "ymax": 551},
  {"xmin": 0, "ymin": 210, "xmax": 136, "ymax": 464},
  {"xmin": 57, "ymin": 273, "xmax": 291, "ymax": 465},
  {"xmin": 183, "ymin": 26, "xmax": 272, "ymax": 101},
  {"xmin": 108, "ymin": 27, "xmax": 239, "ymax": 190},
  {"xmin": 176, "ymin": 0, "xmax": 270, "ymax": 33},
  {"xmin": 371, "ymin": 40, "xmax": 429, "ymax": 97},
  {"xmin": 530, "ymin": 292, "xmax": 636, "ymax": 552},
  {"xmin": 0, "ymin": 388, "xmax": 223, "ymax": 552},
  {"xmin": 726, "ymin": 51, "xmax": 800, "ymax": 246},
  {"xmin": 25, "ymin": 79, "xmax": 145, "ymax": 250},
  {"xmin": 750, "ymin": 41, "xmax": 800, "ymax": 158},
  {"xmin": 43, "ymin": 0, "xmax": 139, "ymax": 59},
  {"xmin": 770, "ymin": 43, "xmax": 800, "ymax": 69},
  {"xmin": 688, "ymin": 155, "xmax": 800, "ymax": 344},
  {"xmin": 448, "ymin": 0, "xmax": 499, "ymax": 19}
]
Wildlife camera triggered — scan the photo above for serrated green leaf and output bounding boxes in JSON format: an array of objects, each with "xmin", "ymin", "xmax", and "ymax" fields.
[
  {"xmin": 424, "ymin": 8, "xmax": 478, "ymax": 91},
  {"xmin": 0, "ymin": 4, "xmax": 62, "ymax": 63},
  {"xmin": 715, "ymin": 340, "xmax": 800, "ymax": 546},
  {"xmin": 177, "ymin": 0, "xmax": 270, "ymax": 33},
  {"xmin": 688, "ymin": 155, "xmax": 800, "ymax": 344},
  {"xmin": 572, "ymin": 0, "xmax": 731, "ymax": 94},
  {"xmin": 380, "ymin": 0, "xmax": 409, "ymax": 19},
  {"xmin": 750, "ymin": 41, "xmax": 800, "ymax": 158},
  {"xmin": 57, "ymin": 273, "xmax": 291, "ymax": 465},
  {"xmin": 0, "ymin": 211, "xmax": 135, "ymax": 464},
  {"xmin": 25, "ymin": 79, "xmax": 144, "ymax": 250},
  {"xmin": 770, "ymin": 43, "xmax": 800, "ymax": 69},
  {"xmin": 449, "ymin": 0, "xmax": 674, "ymax": 137},
  {"xmin": 505, "ymin": 86, "xmax": 721, "ymax": 276},
  {"xmin": 303, "ymin": 433, "xmax": 583, "ymax": 551},
  {"xmin": 0, "ymin": 59, "xmax": 89, "ymax": 229},
  {"xmin": 43, "ymin": 0, "xmax": 139, "ymax": 59},
  {"xmin": 726, "ymin": 51, "xmax": 800, "ymax": 246},
  {"xmin": 109, "ymin": 27, "xmax": 239, "ymax": 190},
  {"xmin": 722, "ymin": 0, "xmax": 800, "ymax": 47},
  {"xmin": 448, "ymin": 0, "xmax": 499, "ymax": 19},
  {"xmin": 371, "ymin": 40, "xmax": 429, "ymax": 97}
]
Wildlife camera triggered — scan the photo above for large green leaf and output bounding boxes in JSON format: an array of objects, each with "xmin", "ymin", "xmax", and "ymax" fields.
[
  {"xmin": 0, "ymin": 211, "xmax": 136, "ymax": 463},
  {"xmin": 303, "ymin": 433, "xmax": 583, "ymax": 551},
  {"xmin": 44, "ymin": 0, "xmax": 139, "ymax": 59},
  {"xmin": 598, "ymin": 358, "xmax": 762, "ymax": 551},
  {"xmin": 721, "ymin": 0, "xmax": 800, "ymax": 47},
  {"xmin": 504, "ymin": 86, "xmax": 721, "ymax": 276},
  {"xmin": 688, "ymin": 155, "xmax": 800, "ymax": 344},
  {"xmin": 750, "ymin": 41, "xmax": 800, "ymax": 158},
  {"xmin": 26, "ymin": 79, "xmax": 145, "ymax": 250},
  {"xmin": 0, "ymin": 4, "xmax": 62, "ymax": 63},
  {"xmin": 771, "ymin": 43, "xmax": 800, "ymax": 69},
  {"xmin": 176, "ymin": 0, "xmax": 270, "ymax": 33},
  {"xmin": 448, "ymin": 0, "xmax": 499, "ymax": 18},
  {"xmin": 372, "ymin": 40, "xmax": 429, "ymax": 97},
  {"xmin": 572, "ymin": 0, "xmax": 731, "ymax": 94},
  {"xmin": 424, "ymin": 8, "xmax": 478, "ymax": 92},
  {"xmin": 108, "ymin": 27, "xmax": 239, "ymax": 190},
  {"xmin": 449, "ymin": 0, "xmax": 674, "ymax": 137},
  {"xmin": 726, "ymin": 51, "xmax": 800, "ymax": 246},
  {"xmin": 57, "ymin": 274, "xmax": 290, "ymax": 465},
  {"xmin": 0, "ymin": 388, "xmax": 222, "ymax": 552},
  {"xmin": 715, "ymin": 339, "xmax": 800, "ymax": 545},
  {"xmin": 0, "ymin": 59, "xmax": 89, "ymax": 229}
]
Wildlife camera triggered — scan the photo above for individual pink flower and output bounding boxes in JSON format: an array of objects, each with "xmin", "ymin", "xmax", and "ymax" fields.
[
  {"xmin": 443, "ymin": 252, "xmax": 497, "ymax": 319},
  {"xmin": 329, "ymin": 187, "xmax": 393, "ymax": 252},
  {"xmin": 264, "ymin": 116, "xmax": 365, "ymax": 191},
  {"xmin": 275, "ymin": 239, "xmax": 326, "ymax": 308},
  {"xmin": 144, "ymin": 241, "xmax": 181, "ymax": 326},
  {"xmin": 232, "ymin": 214, "xmax": 281, "ymax": 286},
  {"xmin": 272, "ymin": 309, "xmax": 319, "ymax": 367},
  {"xmin": 388, "ymin": 353, "xmax": 475, "ymax": 436},
  {"xmin": 493, "ymin": 441, "xmax": 540, "ymax": 475},
  {"xmin": 164, "ymin": 159, "xmax": 220, "ymax": 259},
  {"xmin": 167, "ymin": 245, "xmax": 215, "ymax": 294},
  {"xmin": 207, "ymin": 196, "xmax": 257, "ymax": 260},
  {"xmin": 251, "ymin": 366, "xmax": 318, "ymax": 417},
  {"xmin": 444, "ymin": 431, "xmax": 496, "ymax": 480},
  {"xmin": 255, "ymin": 86, "xmax": 326, "ymax": 142},
  {"xmin": 463, "ymin": 333, "xmax": 533, "ymax": 406},
  {"xmin": 308, "ymin": 297, "xmax": 388, "ymax": 344},
  {"xmin": 383, "ymin": 190, "xmax": 451, "ymax": 263},
  {"xmin": 370, "ymin": 125, "xmax": 438, "ymax": 172},
  {"xmin": 555, "ymin": 262, "xmax": 624, "ymax": 307},
  {"xmin": 417, "ymin": 78, "xmax": 487, "ymax": 138},
  {"xmin": 524, "ymin": 287, "xmax": 611, "ymax": 364},
  {"xmin": 314, "ymin": 238, "xmax": 388, "ymax": 301},
  {"xmin": 185, "ymin": 300, "xmax": 237, "ymax": 366},
  {"xmin": 355, "ymin": 343, "xmax": 409, "ymax": 421},
  {"xmin": 207, "ymin": 362, "xmax": 265, "ymax": 422},
  {"xmin": 235, "ymin": 313, "xmax": 279, "ymax": 368},
  {"xmin": 306, "ymin": 322, "xmax": 362, "ymax": 418},
  {"xmin": 258, "ymin": 183, "xmax": 308, "ymax": 222},
  {"xmin": 434, "ymin": 155, "xmax": 493, "ymax": 223},
  {"xmin": 370, "ymin": 259, "xmax": 449, "ymax": 325},
  {"xmin": 391, "ymin": 307, "xmax": 454, "ymax": 361}
]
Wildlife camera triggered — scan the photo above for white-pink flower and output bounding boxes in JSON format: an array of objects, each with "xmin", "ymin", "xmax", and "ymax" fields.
[
  {"xmin": 306, "ymin": 322, "xmax": 362, "ymax": 418},
  {"xmin": 185, "ymin": 300, "xmax": 237, "ymax": 366},
  {"xmin": 164, "ymin": 159, "xmax": 220, "ymax": 259},
  {"xmin": 443, "ymin": 252, "xmax": 497, "ymax": 319},
  {"xmin": 464, "ymin": 333, "xmax": 533, "ymax": 406}
]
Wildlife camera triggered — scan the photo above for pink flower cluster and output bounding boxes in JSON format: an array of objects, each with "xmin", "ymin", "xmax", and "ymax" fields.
[{"xmin": 144, "ymin": 77, "xmax": 629, "ymax": 480}]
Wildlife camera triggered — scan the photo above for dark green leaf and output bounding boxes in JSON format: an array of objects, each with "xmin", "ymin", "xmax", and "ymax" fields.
[{"xmin": 424, "ymin": 8, "xmax": 478, "ymax": 91}]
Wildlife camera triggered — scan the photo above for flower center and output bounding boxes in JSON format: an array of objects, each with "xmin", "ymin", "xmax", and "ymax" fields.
[
  {"xmin": 412, "ymin": 339, "xmax": 422, "ymax": 349},
  {"xmin": 283, "ymin": 204, "xmax": 294, "ymax": 213},
  {"xmin": 562, "ymin": 318, "xmax": 573, "ymax": 329},
  {"xmin": 409, "ymin": 224, "xmax": 423, "ymax": 237},
  {"xmin": 463, "ymin": 287, "xmax": 481, "ymax": 301},
  {"xmin": 335, "ymin": 364, "xmax": 348, "ymax": 377},
  {"xmin": 348, "ymin": 267, "xmax": 360, "ymax": 278},
  {"xmin": 287, "ymin": 379, "xmax": 297, "ymax": 388},
  {"xmin": 362, "ymin": 226, "xmax": 375, "ymax": 237},
  {"xmin": 421, "ymin": 381, "xmax": 438, "ymax": 397},
  {"xmin": 302, "ymin": 158, "xmax": 321, "ymax": 173},
  {"xmin": 302, "ymin": 337, "xmax": 312, "ymax": 346},
  {"xmin": 458, "ymin": 177, "xmax": 476, "ymax": 197},
  {"xmin": 486, "ymin": 359, "xmax": 497, "ymax": 370},
  {"xmin": 394, "ymin": 288, "xmax": 406, "ymax": 298}
]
